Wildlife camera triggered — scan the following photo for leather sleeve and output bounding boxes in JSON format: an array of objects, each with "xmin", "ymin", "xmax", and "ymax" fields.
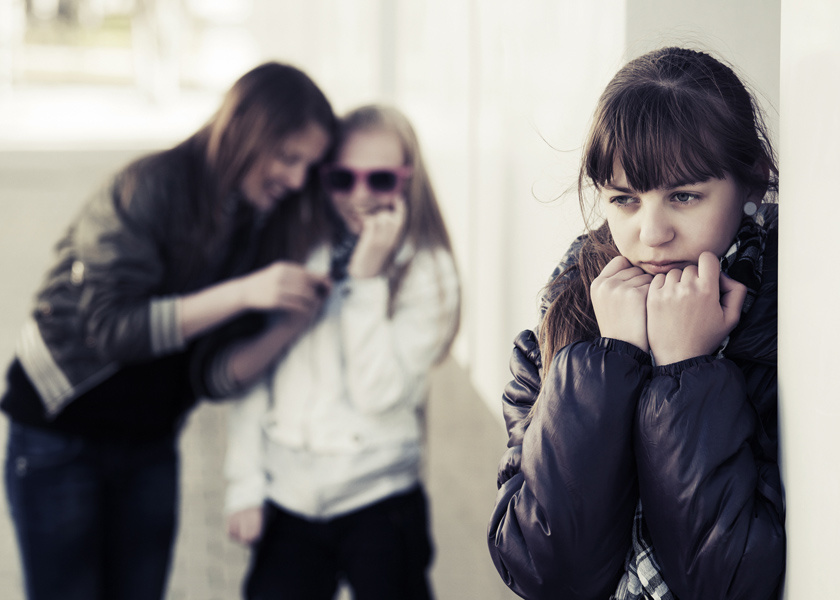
[
  {"xmin": 635, "ymin": 357, "xmax": 785, "ymax": 600},
  {"xmin": 502, "ymin": 329, "xmax": 543, "ymax": 448},
  {"xmin": 502, "ymin": 237, "xmax": 584, "ymax": 448},
  {"xmin": 488, "ymin": 337, "xmax": 652, "ymax": 600},
  {"xmin": 188, "ymin": 311, "xmax": 268, "ymax": 400},
  {"xmin": 73, "ymin": 168, "xmax": 178, "ymax": 362}
]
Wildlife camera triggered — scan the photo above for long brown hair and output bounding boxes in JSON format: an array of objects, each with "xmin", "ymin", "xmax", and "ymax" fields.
[
  {"xmin": 120, "ymin": 61, "xmax": 335, "ymax": 278},
  {"xmin": 539, "ymin": 47, "xmax": 778, "ymax": 375},
  {"xmin": 331, "ymin": 104, "xmax": 461, "ymax": 360}
]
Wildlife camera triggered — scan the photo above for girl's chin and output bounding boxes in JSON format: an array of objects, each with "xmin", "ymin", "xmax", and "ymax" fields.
[
  {"xmin": 255, "ymin": 197, "xmax": 278, "ymax": 213},
  {"xmin": 341, "ymin": 218, "xmax": 363, "ymax": 236}
]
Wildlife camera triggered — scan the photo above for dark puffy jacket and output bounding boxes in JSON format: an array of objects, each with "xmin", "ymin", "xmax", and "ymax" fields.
[{"xmin": 487, "ymin": 221, "xmax": 784, "ymax": 600}]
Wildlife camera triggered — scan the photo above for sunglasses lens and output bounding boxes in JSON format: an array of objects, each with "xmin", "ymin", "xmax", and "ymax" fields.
[
  {"xmin": 367, "ymin": 170, "xmax": 399, "ymax": 193},
  {"xmin": 323, "ymin": 169, "xmax": 355, "ymax": 192}
]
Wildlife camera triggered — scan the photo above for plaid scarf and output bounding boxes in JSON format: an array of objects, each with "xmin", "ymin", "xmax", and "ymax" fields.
[
  {"xmin": 329, "ymin": 227, "xmax": 359, "ymax": 282},
  {"xmin": 612, "ymin": 208, "xmax": 769, "ymax": 600},
  {"xmin": 719, "ymin": 211, "xmax": 767, "ymax": 313}
]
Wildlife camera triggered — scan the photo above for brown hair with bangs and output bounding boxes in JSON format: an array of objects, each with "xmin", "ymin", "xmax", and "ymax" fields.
[{"xmin": 539, "ymin": 47, "xmax": 778, "ymax": 377}]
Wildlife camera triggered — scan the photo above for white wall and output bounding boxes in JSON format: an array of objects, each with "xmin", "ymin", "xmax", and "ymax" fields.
[
  {"xmin": 779, "ymin": 1, "xmax": 840, "ymax": 596},
  {"xmin": 244, "ymin": 0, "xmax": 626, "ymax": 414},
  {"xmin": 626, "ymin": 0, "xmax": 780, "ymax": 138}
]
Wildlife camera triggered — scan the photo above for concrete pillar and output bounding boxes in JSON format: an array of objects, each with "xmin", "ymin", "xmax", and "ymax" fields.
[{"xmin": 779, "ymin": 1, "xmax": 840, "ymax": 596}]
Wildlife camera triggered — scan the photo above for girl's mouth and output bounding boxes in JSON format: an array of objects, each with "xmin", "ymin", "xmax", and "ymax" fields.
[{"xmin": 640, "ymin": 261, "xmax": 687, "ymax": 274}]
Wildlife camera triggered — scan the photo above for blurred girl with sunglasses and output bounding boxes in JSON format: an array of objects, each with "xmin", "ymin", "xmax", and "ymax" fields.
[
  {"xmin": 2, "ymin": 62, "xmax": 335, "ymax": 600},
  {"xmin": 221, "ymin": 104, "xmax": 461, "ymax": 599},
  {"xmin": 487, "ymin": 47, "xmax": 784, "ymax": 600}
]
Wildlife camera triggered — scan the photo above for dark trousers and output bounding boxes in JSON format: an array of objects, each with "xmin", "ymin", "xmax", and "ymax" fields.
[
  {"xmin": 4, "ymin": 421, "xmax": 179, "ymax": 600},
  {"xmin": 245, "ymin": 486, "xmax": 434, "ymax": 600}
]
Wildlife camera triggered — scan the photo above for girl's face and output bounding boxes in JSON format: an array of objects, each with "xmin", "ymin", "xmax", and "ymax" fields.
[
  {"xmin": 603, "ymin": 163, "xmax": 751, "ymax": 275},
  {"xmin": 326, "ymin": 128, "xmax": 406, "ymax": 235},
  {"xmin": 240, "ymin": 121, "xmax": 331, "ymax": 213}
]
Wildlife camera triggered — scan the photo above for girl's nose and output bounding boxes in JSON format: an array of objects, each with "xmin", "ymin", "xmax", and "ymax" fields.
[
  {"xmin": 638, "ymin": 205, "xmax": 675, "ymax": 247},
  {"xmin": 283, "ymin": 163, "xmax": 308, "ymax": 191},
  {"xmin": 349, "ymin": 179, "xmax": 372, "ymax": 203}
]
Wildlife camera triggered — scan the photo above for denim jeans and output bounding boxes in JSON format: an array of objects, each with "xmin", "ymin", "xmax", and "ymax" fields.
[{"xmin": 4, "ymin": 421, "xmax": 179, "ymax": 600}]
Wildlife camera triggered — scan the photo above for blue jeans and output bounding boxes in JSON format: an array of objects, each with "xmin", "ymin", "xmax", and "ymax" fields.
[{"xmin": 4, "ymin": 422, "xmax": 179, "ymax": 600}]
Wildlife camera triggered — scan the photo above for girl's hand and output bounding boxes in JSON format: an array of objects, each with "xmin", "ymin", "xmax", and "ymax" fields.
[
  {"xmin": 347, "ymin": 196, "xmax": 407, "ymax": 279},
  {"xmin": 591, "ymin": 256, "xmax": 653, "ymax": 352},
  {"xmin": 227, "ymin": 506, "xmax": 264, "ymax": 545},
  {"xmin": 646, "ymin": 251, "xmax": 747, "ymax": 365},
  {"xmin": 240, "ymin": 261, "xmax": 331, "ymax": 314}
]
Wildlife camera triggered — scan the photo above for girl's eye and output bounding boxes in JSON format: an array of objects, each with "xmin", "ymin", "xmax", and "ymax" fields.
[
  {"xmin": 609, "ymin": 195, "xmax": 637, "ymax": 207},
  {"xmin": 275, "ymin": 151, "xmax": 299, "ymax": 166},
  {"xmin": 672, "ymin": 192, "xmax": 700, "ymax": 204}
]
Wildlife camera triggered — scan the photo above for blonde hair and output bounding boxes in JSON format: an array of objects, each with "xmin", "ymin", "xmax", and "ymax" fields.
[{"xmin": 335, "ymin": 104, "xmax": 461, "ymax": 359}]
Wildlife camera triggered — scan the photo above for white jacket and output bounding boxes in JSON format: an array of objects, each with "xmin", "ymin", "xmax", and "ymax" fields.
[{"xmin": 225, "ymin": 243, "xmax": 460, "ymax": 519}]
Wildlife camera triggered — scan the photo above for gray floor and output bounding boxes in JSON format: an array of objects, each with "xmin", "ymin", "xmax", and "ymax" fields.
[{"xmin": 0, "ymin": 150, "xmax": 519, "ymax": 599}]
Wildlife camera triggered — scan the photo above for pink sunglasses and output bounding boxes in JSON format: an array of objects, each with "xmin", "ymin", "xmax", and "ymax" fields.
[{"xmin": 320, "ymin": 165, "xmax": 412, "ymax": 194}]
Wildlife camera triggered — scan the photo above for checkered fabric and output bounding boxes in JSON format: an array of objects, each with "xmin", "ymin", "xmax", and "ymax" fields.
[{"xmin": 612, "ymin": 500, "xmax": 675, "ymax": 600}]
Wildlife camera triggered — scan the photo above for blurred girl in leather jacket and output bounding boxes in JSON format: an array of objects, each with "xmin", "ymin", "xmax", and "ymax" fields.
[
  {"xmin": 488, "ymin": 47, "xmax": 784, "ymax": 600},
  {"xmin": 222, "ymin": 105, "xmax": 460, "ymax": 600},
  {"xmin": 2, "ymin": 62, "xmax": 335, "ymax": 600}
]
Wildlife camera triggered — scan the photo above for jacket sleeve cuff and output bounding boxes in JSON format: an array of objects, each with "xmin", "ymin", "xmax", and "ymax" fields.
[
  {"xmin": 149, "ymin": 296, "xmax": 186, "ymax": 355},
  {"xmin": 198, "ymin": 345, "xmax": 239, "ymax": 399},
  {"xmin": 225, "ymin": 474, "xmax": 266, "ymax": 514},
  {"xmin": 652, "ymin": 354, "xmax": 717, "ymax": 377},
  {"xmin": 343, "ymin": 276, "xmax": 389, "ymax": 311},
  {"xmin": 593, "ymin": 337, "xmax": 653, "ymax": 365}
]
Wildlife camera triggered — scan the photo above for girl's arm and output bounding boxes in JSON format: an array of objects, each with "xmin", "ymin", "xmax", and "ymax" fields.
[
  {"xmin": 194, "ymin": 309, "xmax": 321, "ymax": 399},
  {"xmin": 72, "ymin": 177, "xmax": 183, "ymax": 362},
  {"xmin": 637, "ymin": 251, "xmax": 784, "ymax": 598},
  {"xmin": 488, "ymin": 337, "xmax": 652, "ymax": 600},
  {"xmin": 635, "ymin": 359, "xmax": 785, "ymax": 600},
  {"xmin": 223, "ymin": 379, "xmax": 271, "ymax": 536},
  {"xmin": 500, "ymin": 329, "xmax": 543, "ymax": 448},
  {"xmin": 339, "ymin": 248, "xmax": 459, "ymax": 414},
  {"xmin": 75, "ymin": 175, "xmax": 327, "ymax": 364},
  {"xmin": 178, "ymin": 261, "xmax": 330, "ymax": 343}
]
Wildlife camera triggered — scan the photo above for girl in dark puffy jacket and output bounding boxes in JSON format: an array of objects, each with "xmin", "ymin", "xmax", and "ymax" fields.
[{"xmin": 487, "ymin": 47, "xmax": 784, "ymax": 600}]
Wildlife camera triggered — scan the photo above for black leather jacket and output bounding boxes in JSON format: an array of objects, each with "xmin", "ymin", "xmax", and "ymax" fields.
[
  {"xmin": 487, "ymin": 215, "xmax": 784, "ymax": 600},
  {"xmin": 13, "ymin": 139, "xmax": 269, "ymax": 417}
]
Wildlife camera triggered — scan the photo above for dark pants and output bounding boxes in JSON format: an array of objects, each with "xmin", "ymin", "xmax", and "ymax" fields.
[
  {"xmin": 4, "ymin": 421, "xmax": 179, "ymax": 600},
  {"xmin": 246, "ymin": 487, "xmax": 434, "ymax": 600}
]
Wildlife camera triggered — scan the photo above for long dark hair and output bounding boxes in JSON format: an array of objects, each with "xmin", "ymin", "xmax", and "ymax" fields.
[
  {"xmin": 119, "ymin": 62, "xmax": 336, "ymax": 274},
  {"xmin": 539, "ymin": 47, "xmax": 778, "ymax": 374}
]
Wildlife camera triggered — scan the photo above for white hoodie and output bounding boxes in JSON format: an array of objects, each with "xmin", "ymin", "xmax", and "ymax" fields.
[{"xmin": 224, "ymin": 243, "xmax": 460, "ymax": 520}]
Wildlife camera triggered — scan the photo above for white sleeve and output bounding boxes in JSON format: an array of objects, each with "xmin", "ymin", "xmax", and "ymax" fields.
[
  {"xmin": 223, "ymin": 379, "xmax": 270, "ymax": 514},
  {"xmin": 339, "ymin": 249, "xmax": 460, "ymax": 414}
]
